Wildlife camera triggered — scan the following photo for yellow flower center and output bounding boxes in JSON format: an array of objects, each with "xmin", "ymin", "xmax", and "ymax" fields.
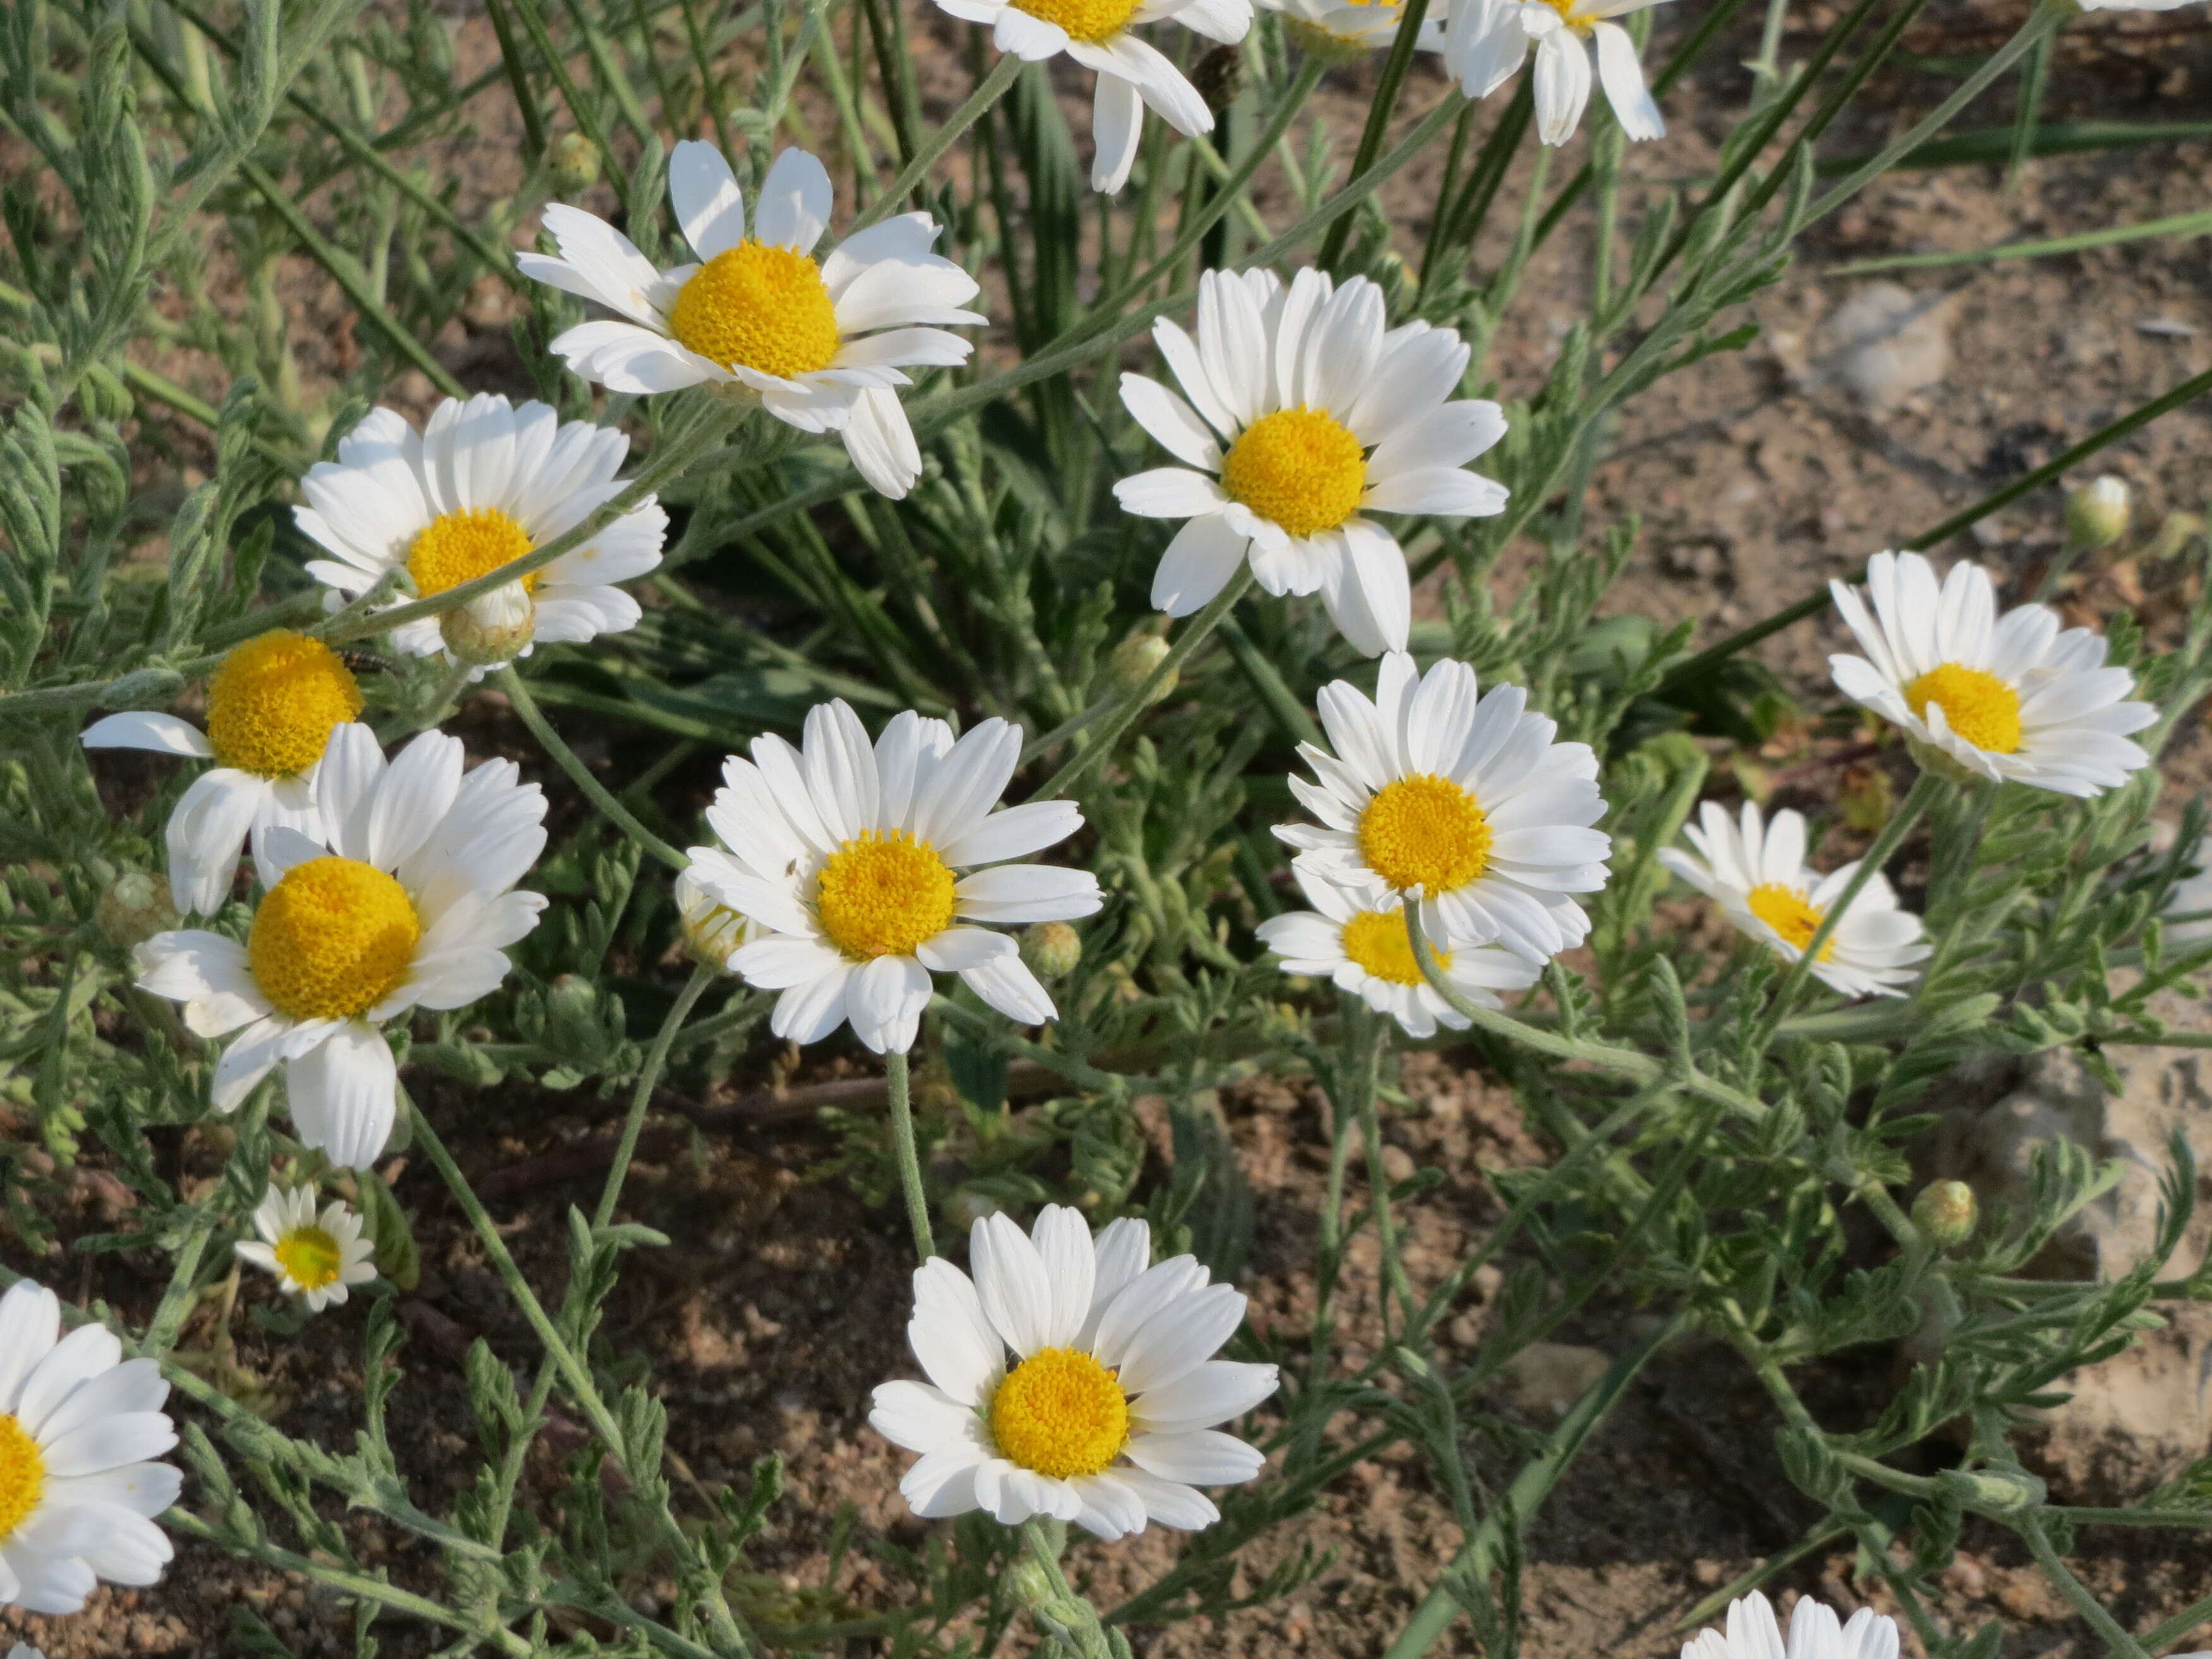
[
  {"xmin": 1340, "ymin": 908, "xmax": 1449, "ymax": 987},
  {"xmin": 204, "ymin": 631, "xmax": 364, "ymax": 779},
  {"xmin": 988, "ymin": 1347, "xmax": 1131, "ymax": 1480},
  {"xmin": 814, "ymin": 831, "xmax": 956, "ymax": 961},
  {"xmin": 248, "ymin": 856, "xmax": 422, "ymax": 1021},
  {"xmin": 1218, "ymin": 407, "xmax": 1368, "ymax": 540},
  {"xmin": 1534, "ymin": 0, "xmax": 1596, "ymax": 34},
  {"xmin": 1358, "ymin": 774, "xmax": 1493, "ymax": 894},
  {"xmin": 1011, "ymin": 0, "xmax": 1143, "ymax": 42},
  {"xmin": 1905, "ymin": 662, "xmax": 2023, "ymax": 755},
  {"xmin": 667, "ymin": 240, "xmax": 842, "ymax": 379},
  {"xmin": 1746, "ymin": 882, "xmax": 1835, "ymax": 961},
  {"xmin": 274, "ymin": 1224, "xmax": 346, "ymax": 1291},
  {"xmin": 407, "ymin": 506, "xmax": 538, "ymax": 600},
  {"xmin": 0, "ymin": 1411, "xmax": 44, "ymax": 1541}
]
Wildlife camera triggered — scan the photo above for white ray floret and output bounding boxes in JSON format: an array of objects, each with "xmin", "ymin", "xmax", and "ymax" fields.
[
  {"xmin": 1115, "ymin": 268, "xmax": 1508, "ymax": 657},
  {"xmin": 1828, "ymin": 550, "xmax": 2156, "ymax": 798},
  {"xmin": 1444, "ymin": 0, "xmax": 1669, "ymax": 145},
  {"xmin": 234, "ymin": 1186, "xmax": 380, "ymax": 1312},
  {"xmin": 1273, "ymin": 652, "xmax": 1610, "ymax": 963},
  {"xmin": 871, "ymin": 1206, "xmax": 1277, "ymax": 1538},
  {"xmin": 134, "ymin": 724, "xmax": 549, "ymax": 1170},
  {"xmin": 1659, "ymin": 801, "xmax": 1930, "ymax": 999},
  {"xmin": 519, "ymin": 142, "xmax": 985, "ymax": 497},
  {"xmin": 0, "ymin": 1279, "xmax": 181, "ymax": 1615},
  {"xmin": 688, "ymin": 701, "xmax": 1102, "ymax": 1055},
  {"xmin": 1681, "ymin": 1591, "xmax": 1899, "ymax": 1659}
]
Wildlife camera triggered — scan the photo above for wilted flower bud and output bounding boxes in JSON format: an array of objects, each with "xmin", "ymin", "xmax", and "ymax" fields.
[
  {"xmin": 1912, "ymin": 1179, "xmax": 1977, "ymax": 1249},
  {"xmin": 439, "ymin": 583, "xmax": 537, "ymax": 667},
  {"xmin": 99, "ymin": 871, "xmax": 177, "ymax": 950},
  {"xmin": 1020, "ymin": 921, "xmax": 1082, "ymax": 982},
  {"xmin": 1108, "ymin": 632, "xmax": 1175, "ymax": 703},
  {"xmin": 549, "ymin": 131, "xmax": 600, "ymax": 195},
  {"xmin": 675, "ymin": 867, "xmax": 752, "ymax": 971},
  {"xmin": 944, "ymin": 1186, "xmax": 1003, "ymax": 1232},
  {"xmin": 2065, "ymin": 475, "xmax": 2130, "ymax": 551}
]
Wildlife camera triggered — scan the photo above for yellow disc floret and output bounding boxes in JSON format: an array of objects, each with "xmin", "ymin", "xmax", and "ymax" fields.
[
  {"xmin": 204, "ymin": 631, "xmax": 364, "ymax": 779},
  {"xmin": 1358, "ymin": 774, "xmax": 1493, "ymax": 894},
  {"xmin": 989, "ymin": 1347, "xmax": 1131, "ymax": 1480},
  {"xmin": 274, "ymin": 1224, "xmax": 346, "ymax": 1291},
  {"xmin": 1905, "ymin": 662, "xmax": 2023, "ymax": 754},
  {"xmin": 1535, "ymin": 0, "xmax": 1598, "ymax": 33},
  {"xmin": 407, "ymin": 506, "xmax": 538, "ymax": 600},
  {"xmin": 1010, "ymin": 0, "xmax": 1142, "ymax": 41},
  {"xmin": 815, "ymin": 831, "xmax": 956, "ymax": 961},
  {"xmin": 1746, "ymin": 882, "xmax": 1834, "ymax": 961},
  {"xmin": 1341, "ymin": 908, "xmax": 1449, "ymax": 987},
  {"xmin": 1219, "ymin": 407, "xmax": 1368, "ymax": 539},
  {"xmin": 0, "ymin": 1411, "xmax": 45, "ymax": 1541},
  {"xmin": 667, "ymin": 241, "xmax": 842, "ymax": 379},
  {"xmin": 248, "ymin": 856, "xmax": 422, "ymax": 1021}
]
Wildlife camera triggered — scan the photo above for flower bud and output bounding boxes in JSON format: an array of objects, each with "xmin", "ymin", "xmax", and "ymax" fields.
[
  {"xmin": 99, "ymin": 872, "xmax": 178, "ymax": 951},
  {"xmin": 439, "ymin": 583, "xmax": 537, "ymax": 667},
  {"xmin": 675, "ymin": 867, "xmax": 751, "ymax": 971},
  {"xmin": 2065, "ymin": 475, "xmax": 2130, "ymax": 551},
  {"xmin": 1019, "ymin": 921, "xmax": 1082, "ymax": 982},
  {"xmin": 944, "ymin": 1186, "xmax": 1003, "ymax": 1232},
  {"xmin": 549, "ymin": 131, "xmax": 600, "ymax": 195},
  {"xmin": 1107, "ymin": 632, "xmax": 1175, "ymax": 703},
  {"xmin": 1912, "ymin": 1179, "xmax": 1977, "ymax": 1249}
]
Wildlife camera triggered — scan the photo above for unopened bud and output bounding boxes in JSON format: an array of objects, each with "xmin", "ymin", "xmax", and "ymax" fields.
[
  {"xmin": 549, "ymin": 131, "xmax": 600, "ymax": 195},
  {"xmin": 1002, "ymin": 1554, "xmax": 1057, "ymax": 1611},
  {"xmin": 1912, "ymin": 1179, "xmax": 1977, "ymax": 1249},
  {"xmin": 1019, "ymin": 921, "xmax": 1082, "ymax": 982},
  {"xmin": 674, "ymin": 868, "xmax": 751, "ymax": 971},
  {"xmin": 2065, "ymin": 475, "xmax": 2130, "ymax": 551},
  {"xmin": 439, "ymin": 583, "xmax": 537, "ymax": 667},
  {"xmin": 1108, "ymin": 633, "xmax": 1175, "ymax": 703},
  {"xmin": 99, "ymin": 872, "xmax": 178, "ymax": 951}
]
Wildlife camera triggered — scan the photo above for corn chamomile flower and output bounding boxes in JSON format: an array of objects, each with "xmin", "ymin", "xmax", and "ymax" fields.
[
  {"xmin": 688, "ymin": 701, "xmax": 1102, "ymax": 1055},
  {"xmin": 1443, "ymin": 0, "xmax": 1668, "ymax": 145},
  {"xmin": 234, "ymin": 1187, "xmax": 379, "ymax": 1312},
  {"xmin": 1682, "ymin": 1591, "xmax": 1899, "ymax": 1659},
  {"xmin": 1658, "ymin": 801, "xmax": 1929, "ymax": 999},
  {"xmin": 1256, "ymin": 867, "xmax": 1540, "ymax": 1036},
  {"xmin": 871, "ymin": 1206, "xmax": 1277, "ymax": 1538},
  {"xmin": 0, "ymin": 1279, "xmax": 180, "ymax": 1615},
  {"xmin": 674, "ymin": 864, "xmax": 759, "ymax": 971},
  {"xmin": 1274, "ymin": 652, "xmax": 1610, "ymax": 963},
  {"xmin": 1115, "ymin": 269, "xmax": 1508, "ymax": 656},
  {"xmin": 81, "ymin": 631, "xmax": 363, "ymax": 917},
  {"xmin": 134, "ymin": 724, "xmax": 548, "ymax": 1169},
  {"xmin": 520, "ymin": 142, "xmax": 984, "ymax": 497},
  {"xmin": 1257, "ymin": 0, "xmax": 1442, "ymax": 59},
  {"xmin": 295, "ymin": 393, "xmax": 667, "ymax": 673},
  {"xmin": 1829, "ymin": 549, "xmax": 2156, "ymax": 798}
]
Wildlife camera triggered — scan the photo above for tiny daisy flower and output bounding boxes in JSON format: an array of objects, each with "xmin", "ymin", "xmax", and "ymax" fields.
[
  {"xmin": 1658, "ymin": 801, "xmax": 1930, "ymax": 999},
  {"xmin": 134, "ymin": 724, "xmax": 549, "ymax": 1169},
  {"xmin": 234, "ymin": 1186, "xmax": 379, "ymax": 1312},
  {"xmin": 1682, "ymin": 1591, "xmax": 1899, "ymax": 1659},
  {"xmin": 0, "ymin": 1279, "xmax": 181, "ymax": 1615},
  {"xmin": 1274, "ymin": 652, "xmax": 1610, "ymax": 963},
  {"xmin": 81, "ymin": 631, "xmax": 363, "ymax": 916},
  {"xmin": 1259, "ymin": 0, "xmax": 1442, "ymax": 58},
  {"xmin": 1115, "ymin": 268, "xmax": 1508, "ymax": 657},
  {"xmin": 1443, "ymin": 0, "xmax": 1668, "ymax": 145},
  {"xmin": 295, "ymin": 393, "xmax": 668, "ymax": 674},
  {"xmin": 673, "ymin": 864, "xmax": 758, "ymax": 971},
  {"xmin": 688, "ymin": 702, "xmax": 1102, "ymax": 1055},
  {"xmin": 871, "ymin": 1206, "xmax": 1277, "ymax": 1538},
  {"xmin": 928, "ymin": 0, "xmax": 1248, "ymax": 192},
  {"xmin": 1829, "ymin": 549, "xmax": 2156, "ymax": 798},
  {"xmin": 519, "ymin": 142, "xmax": 985, "ymax": 497},
  {"xmin": 1255, "ymin": 867, "xmax": 1539, "ymax": 1036}
]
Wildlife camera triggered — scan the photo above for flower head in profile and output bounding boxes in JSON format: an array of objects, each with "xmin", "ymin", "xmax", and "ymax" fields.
[
  {"xmin": 928, "ymin": 0, "xmax": 1249, "ymax": 191},
  {"xmin": 235, "ymin": 1186, "xmax": 379, "ymax": 1312},
  {"xmin": 0, "ymin": 1279, "xmax": 180, "ymax": 1614},
  {"xmin": 81, "ymin": 630, "xmax": 363, "ymax": 916},
  {"xmin": 871, "ymin": 1206, "xmax": 1277, "ymax": 1538},
  {"xmin": 688, "ymin": 702, "xmax": 1102, "ymax": 1055},
  {"xmin": 1444, "ymin": 0, "xmax": 1668, "ymax": 145},
  {"xmin": 1275, "ymin": 652, "xmax": 1610, "ymax": 963},
  {"xmin": 674, "ymin": 864, "xmax": 758, "ymax": 971},
  {"xmin": 1255, "ymin": 867, "xmax": 1539, "ymax": 1036},
  {"xmin": 295, "ymin": 394, "xmax": 667, "ymax": 674},
  {"xmin": 135, "ymin": 725, "xmax": 548, "ymax": 1169},
  {"xmin": 1115, "ymin": 269, "xmax": 1507, "ymax": 657},
  {"xmin": 1660, "ymin": 801, "xmax": 1929, "ymax": 999},
  {"xmin": 520, "ymin": 142, "xmax": 984, "ymax": 497},
  {"xmin": 1829, "ymin": 550, "xmax": 2155, "ymax": 798},
  {"xmin": 1682, "ymin": 1591, "xmax": 1898, "ymax": 1659},
  {"xmin": 1259, "ymin": 0, "xmax": 1443, "ymax": 58}
]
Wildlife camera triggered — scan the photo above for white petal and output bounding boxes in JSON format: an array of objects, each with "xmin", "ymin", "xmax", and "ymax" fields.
[
  {"xmin": 1152, "ymin": 513, "xmax": 1248, "ymax": 617},
  {"xmin": 909, "ymin": 1256, "xmax": 1006, "ymax": 1406},
  {"xmin": 1119, "ymin": 374, "xmax": 1222, "ymax": 470},
  {"xmin": 755, "ymin": 147, "xmax": 836, "ymax": 252},
  {"xmin": 1115, "ymin": 466, "xmax": 1227, "ymax": 520},
  {"xmin": 80, "ymin": 712, "xmax": 212, "ymax": 760},
  {"xmin": 287, "ymin": 1023, "xmax": 398, "ymax": 1169},
  {"xmin": 959, "ymin": 954, "xmax": 1058, "ymax": 1025},
  {"xmin": 1131, "ymin": 1359, "xmax": 1279, "ymax": 1434},
  {"xmin": 1031, "ymin": 1205, "xmax": 1096, "ymax": 1349},
  {"xmin": 971, "ymin": 1211, "xmax": 1055, "ymax": 1358},
  {"xmin": 953, "ymin": 864, "xmax": 1104, "ymax": 923},
  {"xmin": 669, "ymin": 139, "xmax": 748, "ymax": 259},
  {"xmin": 1090, "ymin": 71, "xmax": 1145, "ymax": 194},
  {"xmin": 1593, "ymin": 21, "xmax": 1664, "ymax": 140},
  {"xmin": 1114, "ymin": 1282, "xmax": 1246, "ymax": 1393}
]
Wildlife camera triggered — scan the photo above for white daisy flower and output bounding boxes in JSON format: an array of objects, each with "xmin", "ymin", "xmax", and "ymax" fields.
[
  {"xmin": 688, "ymin": 701, "xmax": 1103, "ymax": 1055},
  {"xmin": 234, "ymin": 1186, "xmax": 379, "ymax": 1312},
  {"xmin": 0, "ymin": 1279, "xmax": 180, "ymax": 1615},
  {"xmin": 1658, "ymin": 801, "xmax": 1930, "ymax": 1000},
  {"xmin": 133, "ymin": 724, "xmax": 549, "ymax": 1169},
  {"xmin": 294, "ymin": 392, "xmax": 668, "ymax": 674},
  {"xmin": 1256, "ymin": 0, "xmax": 1442, "ymax": 58},
  {"xmin": 518, "ymin": 142, "xmax": 985, "ymax": 497},
  {"xmin": 673, "ymin": 864, "xmax": 758, "ymax": 972},
  {"xmin": 1255, "ymin": 866, "xmax": 1539, "ymax": 1036},
  {"xmin": 1443, "ymin": 0, "xmax": 1668, "ymax": 145},
  {"xmin": 928, "ymin": 0, "xmax": 1249, "ymax": 192},
  {"xmin": 2076, "ymin": 0, "xmax": 2198, "ymax": 10},
  {"xmin": 1273, "ymin": 652, "xmax": 1610, "ymax": 963},
  {"xmin": 1828, "ymin": 550, "xmax": 2156, "ymax": 798},
  {"xmin": 1682, "ymin": 1591, "xmax": 1899, "ymax": 1659},
  {"xmin": 80, "ymin": 630, "xmax": 363, "ymax": 917},
  {"xmin": 870, "ymin": 1206, "xmax": 1277, "ymax": 1538},
  {"xmin": 9, "ymin": 1643, "xmax": 43, "ymax": 1658},
  {"xmin": 1114, "ymin": 268, "xmax": 1508, "ymax": 657}
]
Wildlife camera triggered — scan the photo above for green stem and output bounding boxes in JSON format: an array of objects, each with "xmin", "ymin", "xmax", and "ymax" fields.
[
  {"xmin": 1316, "ymin": 0, "xmax": 1435, "ymax": 272},
  {"xmin": 498, "ymin": 667, "xmax": 687, "ymax": 870},
  {"xmin": 883, "ymin": 1049, "xmax": 934, "ymax": 1261},
  {"xmin": 597, "ymin": 964, "xmax": 715, "ymax": 1229},
  {"xmin": 2019, "ymin": 1512, "xmax": 2154, "ymax": 1659}
]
